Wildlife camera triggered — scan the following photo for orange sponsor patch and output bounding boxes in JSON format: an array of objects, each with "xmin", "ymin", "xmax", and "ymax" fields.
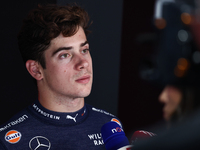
[
  {"xmin": 5, "ymin": 130, "xmax": 22, "ymax": 144},
  {"xmin": 111, "ymin": 118, "xmax": 122, "ymax": 127}
]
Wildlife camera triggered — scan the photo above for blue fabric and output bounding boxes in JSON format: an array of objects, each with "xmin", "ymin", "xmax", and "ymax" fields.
[{"xmin": 0, "ymin": 100, "xmax": 119, "ymax": 150}]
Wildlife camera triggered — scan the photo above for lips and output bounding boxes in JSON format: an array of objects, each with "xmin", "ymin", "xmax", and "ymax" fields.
[{"xmin": 75, "ymin": 75, "xmax": 91, "ymax": 84}]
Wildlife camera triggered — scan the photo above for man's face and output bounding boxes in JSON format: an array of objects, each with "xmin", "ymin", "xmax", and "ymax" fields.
[{"xmin": 40, "ymin": 27, "xmax": 93, "ymax": 99}]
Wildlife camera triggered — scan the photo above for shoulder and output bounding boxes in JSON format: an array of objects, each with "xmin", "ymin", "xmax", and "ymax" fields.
[
  {"xmin": 0, "ymin": 108, "xmax": 30, "ymax": 134},
  {"xmin": 0, "ymin": 107, "xmax": 35, "ymax": 148},
  {"xmin": 86, "ymin": 104, "xmax": 115, "ymax": 117},
  {"xmin": 86, "ymin": 104, "xmax": 122, "ymax": 125}
]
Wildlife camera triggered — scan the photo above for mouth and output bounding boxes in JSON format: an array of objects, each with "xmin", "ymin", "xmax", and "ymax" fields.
[
  {"xmin": 162, "ymin": 108, "xmax": 169, "ymax": 121},
  {"xmin": 75, "ymin": 75, "xmax": 91, "ymax": 84}
]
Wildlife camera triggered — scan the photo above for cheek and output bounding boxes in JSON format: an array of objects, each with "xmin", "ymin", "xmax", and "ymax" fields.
[
  {"xmin": 169, "ymin": 92, "xmax": 182, "ymax": 108},
  {"xmin": 88, "ymin": 58, "xmax": 93, "ymax": 71},
  {"xmin": 166, "ymin": 97, "xmax": 181, "ymax": 116},
  {"xmin": 46, "ymin": 60, "xmax": 67, "ymax": 72},
  {"xmin": 45, "ymin": 63, "xmax": 66, "ymax": 80}
]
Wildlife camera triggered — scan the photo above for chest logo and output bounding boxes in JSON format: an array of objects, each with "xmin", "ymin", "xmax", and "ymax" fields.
[
  {"xmin": 66, "ymin": 114, "xmax": 78, "ymax": 122},
  {"xmin": 29, "ymin": 136, "xmax": 51, "ymax": 150},
  {"xmin": 5, "ymin": 130, "xmax": 22, "ymax": 144}
]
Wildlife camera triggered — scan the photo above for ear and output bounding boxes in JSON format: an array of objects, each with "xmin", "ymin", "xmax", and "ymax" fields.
[{"xmin": 26, "ymin": 60, "xmax": 43, "ymax": 80}]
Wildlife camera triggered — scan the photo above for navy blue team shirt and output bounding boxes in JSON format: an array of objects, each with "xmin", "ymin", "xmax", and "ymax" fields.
[{"xmin": 0, "ymin": 100, "xmax": 120, "ymax": 150}]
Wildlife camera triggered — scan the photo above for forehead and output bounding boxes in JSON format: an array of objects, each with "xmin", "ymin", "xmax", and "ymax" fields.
[{"xmin": 51, "ymin": 27, "xmax": 87, "ymax": 46}]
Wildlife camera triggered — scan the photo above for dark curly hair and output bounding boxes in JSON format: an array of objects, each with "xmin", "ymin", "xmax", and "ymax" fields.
[{"xmin": 18, "ymin": 4, "xmax": 90, "ymax": 69}]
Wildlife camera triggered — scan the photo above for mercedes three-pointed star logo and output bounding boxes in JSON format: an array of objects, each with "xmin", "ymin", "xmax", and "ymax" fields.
[{"xmin": 29, "ymin": 136, "xmax": 51, "ymax": 150}]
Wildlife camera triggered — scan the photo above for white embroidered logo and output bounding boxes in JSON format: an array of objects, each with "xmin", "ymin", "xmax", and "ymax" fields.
[{"xmin": 66, "ymin": 114, "xmax": 78, "ymax": 122}]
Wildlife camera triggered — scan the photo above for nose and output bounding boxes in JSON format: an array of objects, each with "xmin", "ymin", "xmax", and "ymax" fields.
[
  {"xmin": 159, "ymin": 86, "xmax": 169, "ymax": 104},
  {"xmin": 74, "ymin": 55, "xmax": 89, "ymax": 70}
]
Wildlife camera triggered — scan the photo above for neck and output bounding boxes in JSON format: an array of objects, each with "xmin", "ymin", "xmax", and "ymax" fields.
[
  {"xmin": 37, "ymin": 81, "xmax": 85, "ymax": 113},
  {"xmin": 38, "ymin": 89, "xmax": 85, "ymax": 113},
  {"xmin": 38, "ymin": 96, "xmax": 85, "ymax": 113}
]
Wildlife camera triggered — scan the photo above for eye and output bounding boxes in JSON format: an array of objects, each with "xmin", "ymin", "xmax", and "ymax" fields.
[
  {"xmin": 60, "ymin": 53, "xmax": 70, "ymax": 59},
  {"xmin": 82, "ymin": 49, "xmax": 90, "ymax": 54}
]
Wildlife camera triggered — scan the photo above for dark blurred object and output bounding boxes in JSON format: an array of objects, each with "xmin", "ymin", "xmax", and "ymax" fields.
[
  {"xmin": 131, "ymin": 130, "xmax": 156, "ymax": 146},
  {"xmin": 133, "ymin": 107, "xmax": 200, "ymax": 150},
  {"xmin": 139, "ymin": 0, "xmax": 200, "ymax": 87}
]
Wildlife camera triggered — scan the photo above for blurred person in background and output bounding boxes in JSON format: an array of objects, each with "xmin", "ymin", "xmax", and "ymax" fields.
[
  {"xmin": 139, "ymin": 0, "xmax": 200, "ymax": 125},
  {"xmin": 132, "ymin": 0, "xmax": 200, "ymax": 149},
  {"xmin": 159, "ymin": 84, "xmax": 200, "ymax": 126}
]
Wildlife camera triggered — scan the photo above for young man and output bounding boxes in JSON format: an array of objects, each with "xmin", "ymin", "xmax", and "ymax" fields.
[{"xmin": 0, "ymin": 4, "xmax": 121, "ymax": 149}]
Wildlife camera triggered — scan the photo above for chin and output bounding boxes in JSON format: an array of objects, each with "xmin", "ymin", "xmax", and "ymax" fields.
[
  {"xmin": 82, "ymin": 91, "xmax": 91, "ymax": 98},
  {"xmin": 77, "ymin": 89, "xmax": 91, "ymax": 98}
]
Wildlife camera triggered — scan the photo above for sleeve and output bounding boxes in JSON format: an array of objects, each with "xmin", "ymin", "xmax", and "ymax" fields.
[{"xmin": 0, "ymin": 141, "xmax": 7, "ymax": 150}]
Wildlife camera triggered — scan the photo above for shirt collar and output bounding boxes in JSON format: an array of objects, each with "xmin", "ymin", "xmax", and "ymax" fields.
[{"xmin": 28, "ymin": 100, "xmax": 88, "ymax": 125}]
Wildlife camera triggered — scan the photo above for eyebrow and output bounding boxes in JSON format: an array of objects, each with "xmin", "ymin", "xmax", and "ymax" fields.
[
  {"xmin": 52, "ymin": 40, "xmax": 89, "ymax": 57},
  {"xmin": 80, "ymin": 41, "xmax": 89, "ymax": 47}
]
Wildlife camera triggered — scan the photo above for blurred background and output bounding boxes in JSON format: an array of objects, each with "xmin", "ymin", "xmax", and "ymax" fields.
[{"xmin": 0, "ymin": 0, "xmax": 163, "ymax": 138}]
